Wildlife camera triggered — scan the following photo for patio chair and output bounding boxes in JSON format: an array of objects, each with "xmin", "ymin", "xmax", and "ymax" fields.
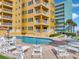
[{"xmin": 32, "ymin": 45, "xmax": 42, "ymax": 58}]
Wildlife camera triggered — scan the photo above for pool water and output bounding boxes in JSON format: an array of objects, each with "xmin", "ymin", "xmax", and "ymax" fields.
[{"xmin": 16, "ymin": 36, "xmax": 53, "ymax": 44}]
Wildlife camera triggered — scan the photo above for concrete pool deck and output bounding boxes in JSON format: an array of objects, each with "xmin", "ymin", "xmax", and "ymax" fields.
[{"xmin": 15, "ymin": 39, "xmax": 79, "ymax": 59}]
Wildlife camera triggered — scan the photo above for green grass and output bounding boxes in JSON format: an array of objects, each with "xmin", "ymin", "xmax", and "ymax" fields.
[{"xmin": 0, "ymin": 55, "xmax": 10, "ymax": 59}]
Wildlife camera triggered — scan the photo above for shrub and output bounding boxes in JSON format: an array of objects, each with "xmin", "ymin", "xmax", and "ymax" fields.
[
  {"xmin": 49, "ymin": 33, "xmax": 61, "ymax": 37},
  {"xmin": 63, "ymin": 32, "xmax": 76, "ymax": 37}
]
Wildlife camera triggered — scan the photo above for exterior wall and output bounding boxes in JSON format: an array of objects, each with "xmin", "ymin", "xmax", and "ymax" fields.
[
  {"xmin": 0, "ymin": 0, "xmax": 13, "ymax": 36},
  {"xmin": 55, "ymin": 2, "xmax": 65, "ymax": 33},
  {"xmin": 12, "ymin": 0, "xmax": 22, "ymax": 36},
  {"xmin": 55, "ymin": 0, "xmax": 72, "ymax": 33},
  {"xmin": 12, "ymin": 0, "xmax": 55, "ymax": 37},
  {"xmin": 64, "ymin": 0, "xmax": 72, "ymax": 21}
]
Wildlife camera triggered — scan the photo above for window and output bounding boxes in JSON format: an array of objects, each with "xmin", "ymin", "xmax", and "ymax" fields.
[
  {"xmin": 28, "ymin": 18, "xmax": 33, "ymax": 22},
  {"xmin": 28, "ymin": 26, "xmax": 33, "ymax": 31},
  {"xmin": 24, "ymin": 27, "xmax": 27, "ymax": 30},
  {"xmin": 28, "ymin": 0, "xmax": 33, "ymax": 6},
  {"xmin": 22, "ymin": 18, "xmax": 27, "ymax": 22},
  {"xmin": 22, "ymin": 11, "xmax": 27, "ymax": 14},
  {"xmin": 22, "ymin": 27, "xmax": 27, "ymax": 30},
  {"xmin": 22, "ymin": 3, "xmax": 27, "ymax": 7},
  {"xmin": 28, "ymin": 9, "xmax": 33, "ymax": 14}
]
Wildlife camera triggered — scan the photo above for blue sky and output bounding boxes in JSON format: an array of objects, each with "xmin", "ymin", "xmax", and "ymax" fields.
[{"xmin": 55, "ymin": 0, "xmax": 79, "ymax": 31}]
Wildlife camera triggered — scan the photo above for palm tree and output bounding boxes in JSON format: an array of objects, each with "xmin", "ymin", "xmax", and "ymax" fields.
[
  {"xmin": 72, "ymin": 22, "xmax": 77, "ymax": 32},
  {"xmin": 66, "ymin": 19, "xmax": 77, "ymax": 33},
  {"xmin": 66, "ymin": 19, "xmax": 73, "ymax": 32}
]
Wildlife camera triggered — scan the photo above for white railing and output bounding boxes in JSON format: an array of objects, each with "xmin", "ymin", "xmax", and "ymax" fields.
[
  {"xmin": 36, "ymin": 10, "xmax": 41, "ymax": 14},
  {"xmin": 42, "ymin": 29, "xmax": 48, "ymax": 32},
  {"xmin": 4, "ymin": 2, "xmax": 12, "ymax": 6},
  {"xmin": 43, "ymin": 20, "xmax": 48, "ymax": 24},
  {"xmin": 43, "ymin": 11, "xmax": 49, "ymax": 15},
  {"xmin": 35, "ymin": 1, "xmax": 49, "ymax": 7},
  {"xmin": 4, "ymin": 23, "xmax": 12, "ymax": 25},
  {"xmin": 35, "ymin": 10, "xmax": 49, "ymax": 15},
  {"xmin": 0, "ymin": 9, "xmax": 12, "ymax": 13},
  {"xmin": 35, "ymin": 1, "xmax": 40, "ymax": 5},
  {"xmin": 3, "ymin": 16, "xmax": 12, "ymax": 19},
  {"xmin": 36, "ymin": 19, "xmax": 40, "ymax": 23},
  {"xmin": 3, "ymin": 9, "xmax": 12, "ymax": 13},
  {"xmin": 43, "ymin": 2, "xmax": 49, "ymax": 7},
  {"xmin": 36, "ymin": 29, "xmax": 40, "ymax": 32}
]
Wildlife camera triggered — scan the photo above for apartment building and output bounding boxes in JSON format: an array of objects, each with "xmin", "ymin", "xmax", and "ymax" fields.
[
  {"xmin": 12, "ymin": 0, "xmax": 22, "ymax": 35},
  {"xmin": 12, "ymin": 0, "xmax": 55, "ymax": 36},
  {"xmin": 0, "ymin": 0, "xmax": 13, "ymax": 36},
  {"xmin": 55, "ymin": 0, "xmax": 72, "ymax": 33}
]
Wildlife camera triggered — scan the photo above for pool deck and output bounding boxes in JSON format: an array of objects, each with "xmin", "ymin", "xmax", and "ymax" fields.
[{"xmin": 15, "ymin": 40, "xmax": 79, "ymax": 59}]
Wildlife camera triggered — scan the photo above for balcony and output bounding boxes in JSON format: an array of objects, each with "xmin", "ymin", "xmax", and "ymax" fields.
[
  {"xmin": 35, "ymin": 29, "xmax": 40, "ymax": 32},
  {"xmin": 0, "ymin": 2, "xmax": 12, "ymax": 7},
  {"xmin": 35, "ymin": 1, "xmax": 49, "ymax": 8},
  {"xmin": 3, "ymin": 16, "xmax": 12, "ymax": 20},
  {"xmin": 43, "ymin": 20, "xmax": 48, "ymax": 24},
  {"xmin": 36, "ymin": 20, "xmax": 40, "ymax": 23},
  {"xmin": 35, "ymin": 10, "xmax": 49, "ymax": 16},
  {"xmin": 0, "ymin": 22, "xmax": 12, "ymax": 27},
  {"xmin": 42, "ymin": 29, "xmax": 49, "ymax": 32},
  {"xmin": 3, "ymin": 2, "xmax": 12, "ymax": 7},
  {"xmin": 0, "ymin": 9, "xmax": 12, "ymax": 14},
  {"xmin": 3, "ymin": 9, "xmax": 12, "ymax": 13},
  {"xmin": 3, "ymin": 23, "xmax": 12, "ymax": 26},
  {"xmin": 35, "ymin": 19, "xmax": 48, "ymax": 25}
]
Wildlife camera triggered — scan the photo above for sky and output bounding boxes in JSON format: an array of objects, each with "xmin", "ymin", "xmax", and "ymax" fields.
[{"xmin": 55, "ymin": 0, "xmax": 79, "ymax": 31}]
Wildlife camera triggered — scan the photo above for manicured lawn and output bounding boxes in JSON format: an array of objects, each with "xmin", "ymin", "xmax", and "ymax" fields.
[{"xmin": 0, "ymin": 55, "xmax": 10, "ymax": 59}]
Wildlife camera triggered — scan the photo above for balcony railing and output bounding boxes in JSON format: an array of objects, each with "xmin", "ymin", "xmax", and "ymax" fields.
[
  {"xmin": 35, "ymin": 19, "xmax": 48, "ymax": 25},
  {"xmin": 43, "ymin": 20, "xmax": 48, "ymax": 24},
  {"xmin": 42, "ymin": 29, "xmax": 48, "ymax": 32},
  {"xmin": 35, "ymin": 29, "xmax": 40, "ymax": 32},
  {"xmin": 36, "ymin": 19, "xmax": 40, "ymax": 23},
  {"xmin": 0, "ymin": 9, "xmax": 12, "ymax": 13},
  {"xmin": 43, "ymin": 2, "xmax": 49, "ymax": 7},
  {"xmin": 35, "ymin": 10, "xmax": 49, "ymax": 15},
  {"xmin": 3, "ymin": 9, "xmax": 12, "ymax": 13},
  {"xmin": 4, "ymin": 2, "xmax": 12, "ymax": 6},
  {"xmin": 36, "ymin": 10, "xmax": 41, "ymax": 14},
  {"xmin": 3, "ymin": 16, "xmax": 12, "ymax": 19},
  {"xmin": 43, "ymin": 11, "xmax": 49, "ymax": 15},
  {"xmin": 4, "ymin": 23, "xmax": 12, "ymax": 25},
  {"xmin": 35, "ymin": 1, "xmax": 49, "ymax": 7}
]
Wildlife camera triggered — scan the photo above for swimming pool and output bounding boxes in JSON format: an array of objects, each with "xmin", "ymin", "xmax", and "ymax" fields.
[{"xmin": 16, "ymin": 36, "xmax": 53, "ymax": 44}]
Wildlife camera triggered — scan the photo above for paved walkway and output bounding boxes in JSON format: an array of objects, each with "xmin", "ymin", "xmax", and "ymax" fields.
[
  {"xmin": 24, "ymin": 45, "xmax": 57, "ymax": 59},
  {"xmin": 16, "ymin": 39, "xmax": 79, "ymax": 59}
]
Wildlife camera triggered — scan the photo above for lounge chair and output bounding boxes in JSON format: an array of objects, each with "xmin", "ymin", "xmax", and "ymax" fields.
[
  {"xmin": 53, "ymin": 46, "xmax": 70, "ymax": 59},
  {"xmin": 32, "ymin": 45, "xmax": 42, "ymax": 58}
]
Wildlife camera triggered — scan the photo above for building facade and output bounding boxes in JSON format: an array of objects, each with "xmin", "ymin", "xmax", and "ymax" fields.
[
  {"xmin": 0, "ymin": 0, "xmax": 13, "ymax": 36},
  {"xmin": 12, "ymin": 0, "xmax": 55, "ymax": 36},
  {"xmin": 55, "ymin": 0, "xmax": 72, "ymax": 33}
]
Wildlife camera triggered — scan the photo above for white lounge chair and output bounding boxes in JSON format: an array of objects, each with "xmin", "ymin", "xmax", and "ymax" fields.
[
  {"xmin": 53, "ymin": 46, "xmax": 70, "ymax": 59},
  {"xmin": 32, "ymin": 45, "xmax": 42, "ymax": 58}
]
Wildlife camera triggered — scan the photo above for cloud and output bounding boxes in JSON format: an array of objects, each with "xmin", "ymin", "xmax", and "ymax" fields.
[
  {"xmin": 72, "ymin": 13, "xmax": 79, "ymax": 20},
  {"xmin": 72, "ymin": 3, "xmax": 79, "ymax": 7},
  {"xmin": 75, "ymin": 27, "xmax": 79, "ymax": 31}
]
